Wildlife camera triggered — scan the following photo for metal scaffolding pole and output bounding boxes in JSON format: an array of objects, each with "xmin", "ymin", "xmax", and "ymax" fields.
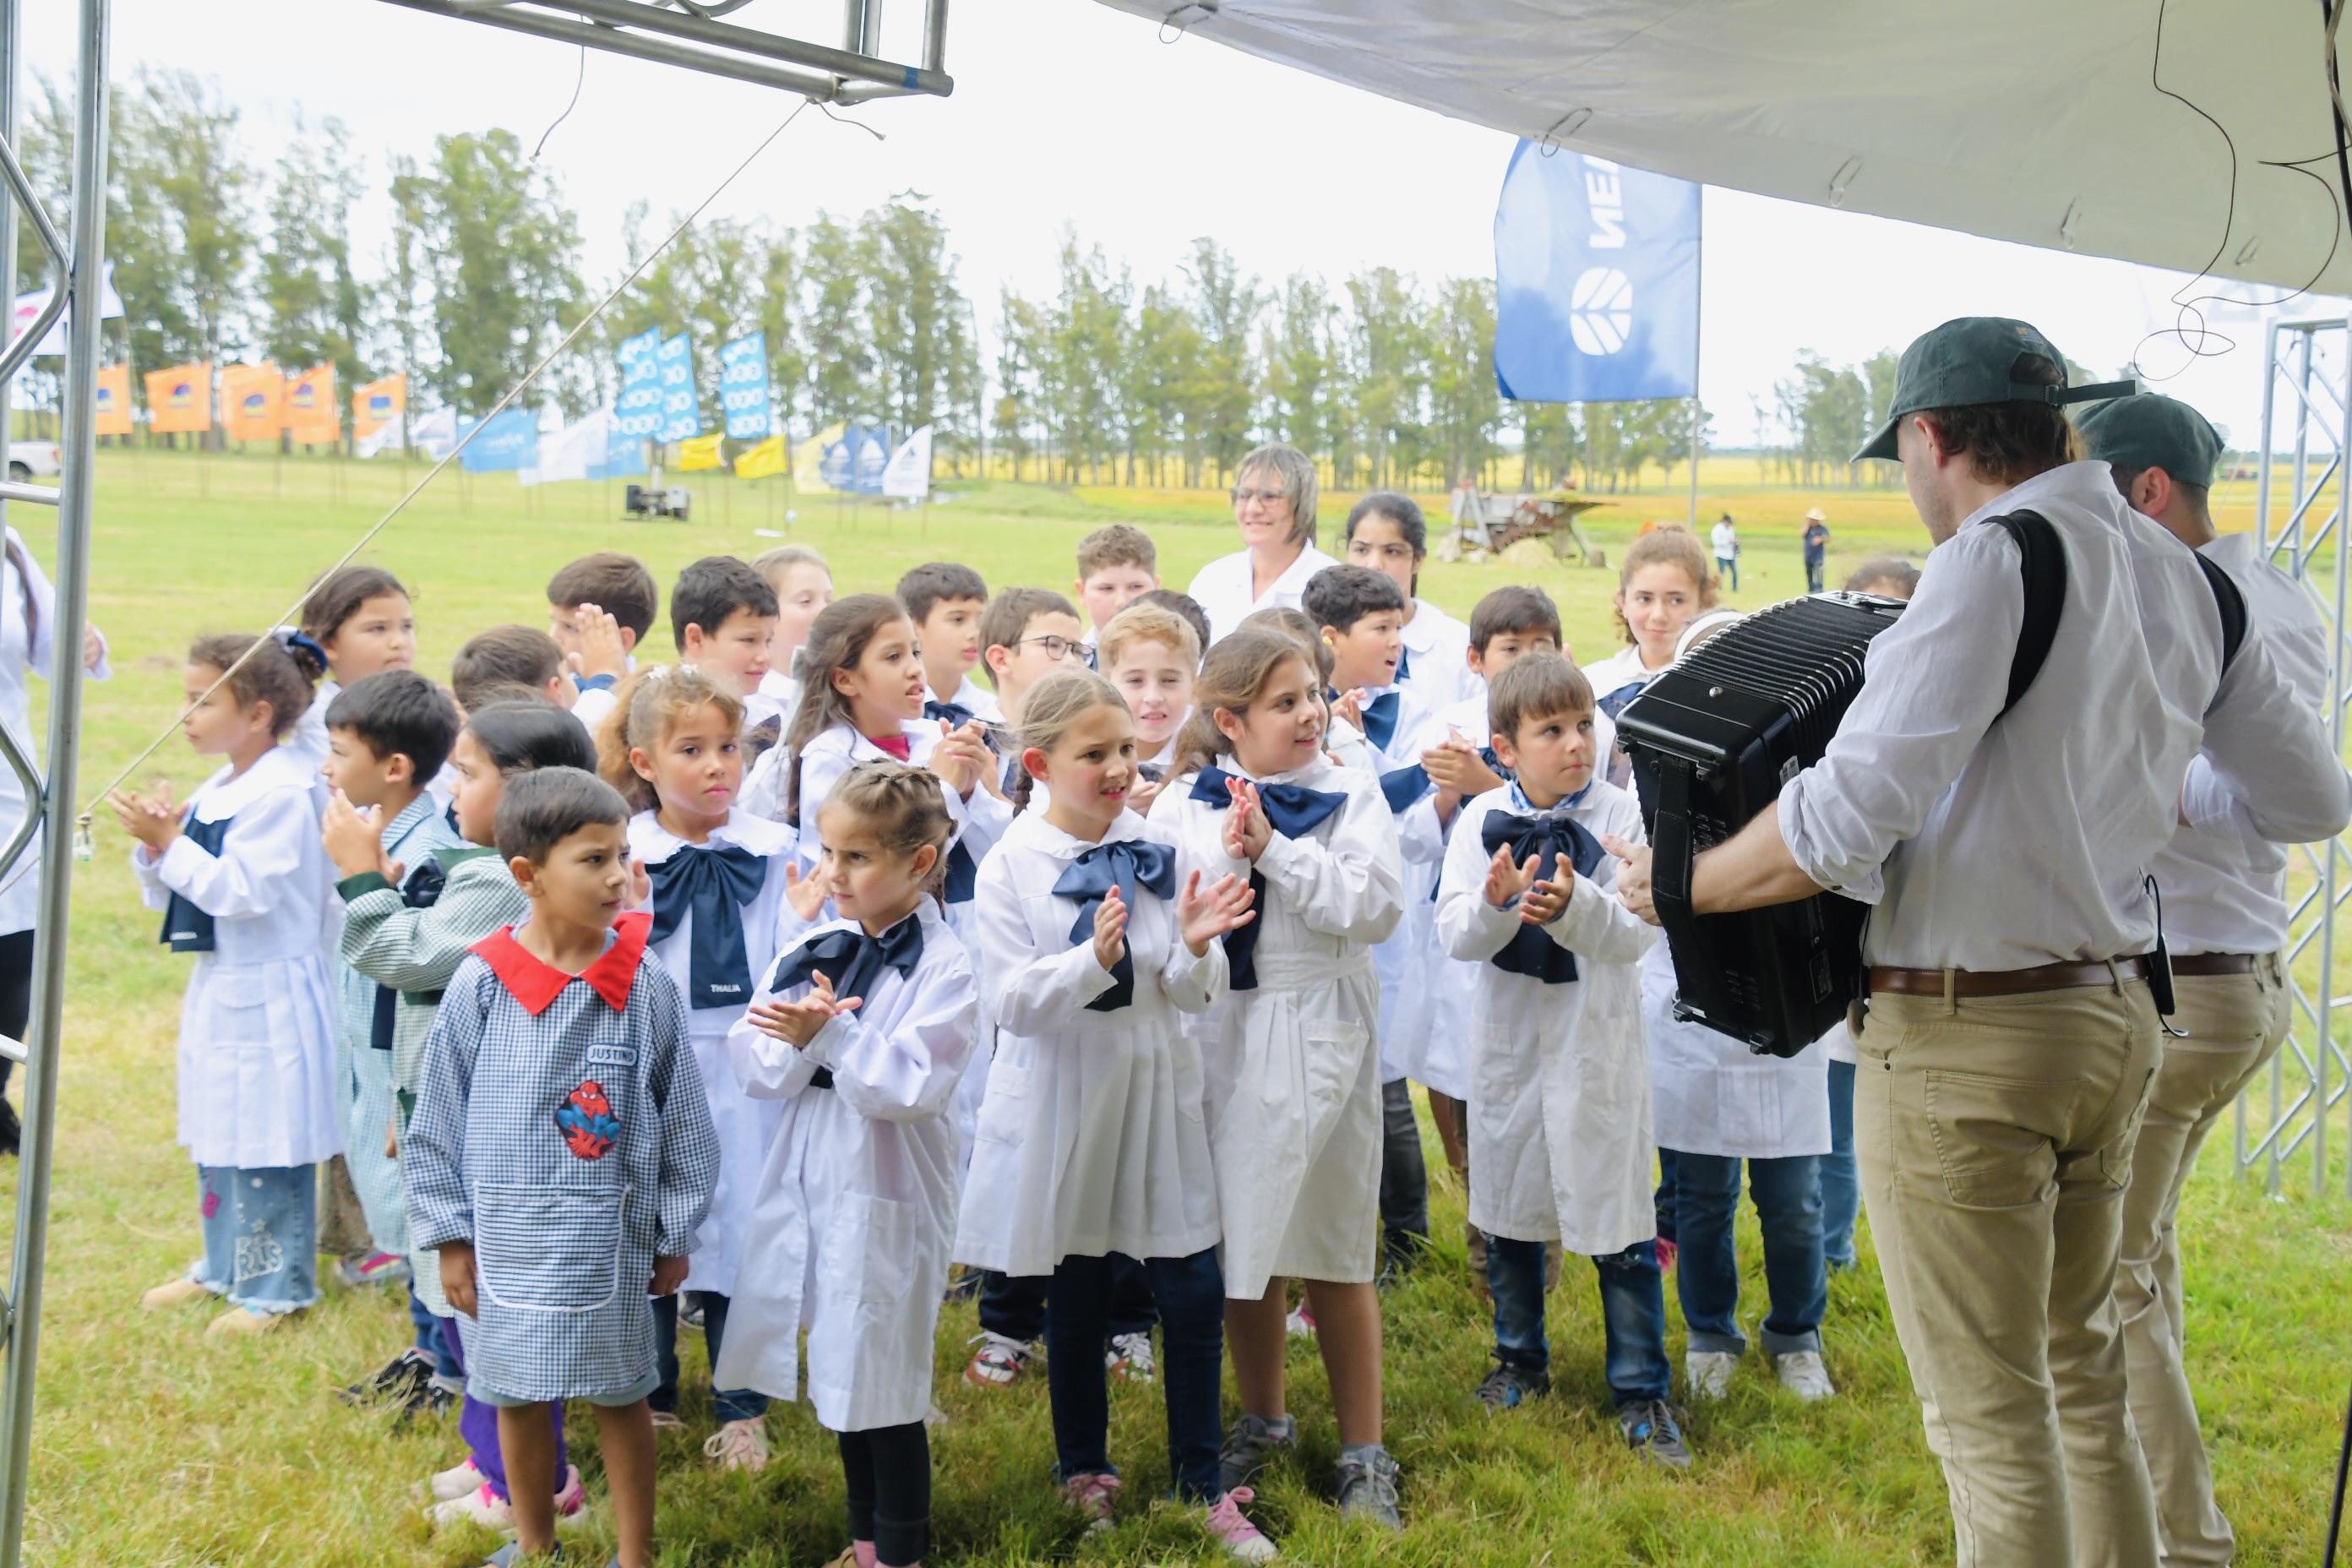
[
  {"xmin": 2243, "ymin": 313, "xmax": 2352, "ymax": 1199},
  {"xmin": 0, "ymin": 0, "xmax": 108, "ymax": 1560}
]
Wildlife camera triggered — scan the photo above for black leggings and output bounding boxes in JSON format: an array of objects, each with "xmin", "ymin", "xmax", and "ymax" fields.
[
  {"xmin": 838, "ymin": 1422, "xmax": 930, "ymax": 1565},
  {"xmin": 0, "ymin": 928, "xmax": 32, "ymax": 1094}
]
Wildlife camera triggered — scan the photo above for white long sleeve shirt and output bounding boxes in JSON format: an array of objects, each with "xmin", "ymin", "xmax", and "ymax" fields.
[{"xmin": 1777, "ymin": 461, "xmax": 2350, "ymax": 972}]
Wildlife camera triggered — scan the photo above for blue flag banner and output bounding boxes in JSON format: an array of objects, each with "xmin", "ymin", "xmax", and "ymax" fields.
[
  {"xmin": 719, "ymin": 332, "xmax": 771, "ymax": 442},
  {"xmin": 1493, "ymin": 142, "xmax": 1700, "ymax": 404},
  {"xmin": 614, "ymin": 327, "xmax": 664, "ymax": 448},
  {"xmin": 656, "ymin": 335, "xmax": 700, "ymax": 444},
  {"xmin": 854, "ymin": 422, "xmax": 890, "ymax": 495},
  {"xmin": 457, "ymin": 406, "xmax": 540, "ymax": 474}
]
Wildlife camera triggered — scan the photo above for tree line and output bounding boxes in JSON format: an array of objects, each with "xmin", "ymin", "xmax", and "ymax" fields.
[{"xmin": 14, "ymin": 67, "xmax": 1748, "ymax": 493}]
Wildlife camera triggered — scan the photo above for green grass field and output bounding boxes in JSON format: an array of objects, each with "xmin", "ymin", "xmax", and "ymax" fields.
[{"xmin": 4, "ymin": 448, "xmax": 2347, "ymax": 1565}]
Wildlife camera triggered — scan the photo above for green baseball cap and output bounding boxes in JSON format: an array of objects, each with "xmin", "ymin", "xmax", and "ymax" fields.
[
  {"xmin": 2073, "ymin": 393, "xmax": 2224, "ymax": 487},
  {"xmin": 1854, "ymin": 316, "xmax": 2131, "ymax": 463}
]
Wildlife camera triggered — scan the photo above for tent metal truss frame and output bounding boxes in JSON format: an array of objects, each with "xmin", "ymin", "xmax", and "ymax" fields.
[
  {"xmin": 373, "ymin": 0, "xmax": 954, "ymax": 101},
  {"xmin": 2244, "ymin": 313, "xmax": 2352, "ymax": 1200}
]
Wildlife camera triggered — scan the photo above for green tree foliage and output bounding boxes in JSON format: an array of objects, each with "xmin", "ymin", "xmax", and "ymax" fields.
[
  {"xmin": 257, "ymin": 113, "xmax": 367, "ymax": 402},
  {"xmin": 407, "ymin": 130, "xmax": 582, "ymax": 416}
]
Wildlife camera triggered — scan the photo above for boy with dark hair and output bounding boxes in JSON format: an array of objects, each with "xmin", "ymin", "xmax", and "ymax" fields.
[
  {"xmin": 669, "ymin": 556, "xmax": 781, "ymax": 721},
  {"xmin": 1434, "ymin": 653, "xmax": 1685, "ymax": 1469},
  {"xmin": 1303, "ymin": 564, "xmax": 1418, "ymax": 765},
  {"xmin": 1073, "ymin": 524, "xmax": 1161, "ymax": 640},
  {"xmin": 548, "ymin": 553, "xmax": 656, "ymax": 733},
  {"xmin": 896, "ymin": 562, "xmax": 997, "ymax": 723},
  {"xmin": 977, "ymin": 588, "xmax": 1086, "ymax": 727},
  {"xmin": 317, "ymin": 670, "xmax": 466, "ymax": 1409},
  {"xmin": 406, "ymin": 765, "xmax": 721, "ymax": 1568},
  {"xmin": 452, "ymin": 626, "xmax": 574, "ymax": 715},
  {"xmin": 1134, "ymin": 587, "xmax": 1212, "ymax": 662}
]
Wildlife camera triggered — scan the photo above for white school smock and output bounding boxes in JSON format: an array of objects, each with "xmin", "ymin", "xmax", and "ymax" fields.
[
  {"xmin": 132, "ymin": 744, "xmax": 340, "ymax": 1170},
  {"xmin": 1436, "ymin": 781, "xmax": 1658, "ymax": 1252},
  {"xmin": 1185, "ymin": 543, "xmax": 1339, "ymax": 646},
  {"xmin": 1398, "ymin": 597, "xmax": 1478, "ymax": 716},
  {"xmin": 1150, "ymin": 756, "xmax": 1403, "ymax": 1297},
  {"xmin": 1353, "ymin": 682, "xmax": 1439, "ymax": 1086},
  {"xmin": 714, "ymin": 900, "xmax": 977, "ymax": 1433},
  {"xmin": 629, "ymin": 808, "xmax": 799, "ymax": 1298},
  {"xmin": 0, "ymin": 529, "xmax": 107, "ymax": 936},
  {"xmin": 956, "ymin": 808, "xmax": 1225, "ymax": 1275},
  {"xmin": 1644, "ymin": 937, "xmax": 1829, "ymax": 1159},
  {"xmin": 289, "ymin": 680, "xmax": 339, "ymax": 772}
]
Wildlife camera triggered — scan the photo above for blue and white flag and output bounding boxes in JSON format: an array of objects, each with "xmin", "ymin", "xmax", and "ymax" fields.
[
  {"xmin": 614, "ymin": 327, "xmax": 664, "ymax": 449},
  {"xmin": 1493, "ymin": 142, "xmax": 1700, "ymax": 404},
  {"xmin": 656, "ymin": 334, "xmax": 700, "ymax": 444},
  {"xmin": 854, "ymin": 422, "xmax": 890, "ymax": 495},
  {"xmin": 718, "ymin": 332, "xmax": 772, "ymax": 442},
  {"xmin": 456, "ymin": 406, "xmax": 540, "ymax": 474}
]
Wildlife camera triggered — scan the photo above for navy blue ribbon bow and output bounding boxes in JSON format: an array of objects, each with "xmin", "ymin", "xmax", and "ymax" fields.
[
  {"xmin": 1395, "ymin": 645, "xmax": 1411, "ymax": 681},
  {"xmin": 370, "ymin": 858, "xmax": 450, "ymax": 1049},
  {"xmin": 768, "ymin": 913, "xmax": 924, "ymax": 1015},
  {"xmin": 1053, "ymin": 839, "xmax": 1178, "ymax": 1012},
  {"xmin": 1331, "ymin": 687, "xmax": 1402, "ymax": 752},
  {"xmin": 1137, "ymin": 761, "xmax": 1165, "ymax": 784},
  {"xmin": 156, "ymin": 816, "xmax": 232, "ymax": 954},
  {"xmin": 647, "ymin": 843, "xmax": 769, "ymax": 1010},
  {"xmin": 1478, "ymin": 809, "xmax": 1607, "ymax": 984},
  {"xmin": 1189, "ymin": 766, "xmax": 1346, "ymax": 990},
  {"xmin": 923, "ymin": 698, "xmax": 974, "ymax": 729}
]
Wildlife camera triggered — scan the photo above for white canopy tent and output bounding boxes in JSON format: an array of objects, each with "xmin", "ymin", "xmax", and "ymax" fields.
[{"xmin": 1097, "ymin": 1, "xmax": 2346, "ymax": 295}]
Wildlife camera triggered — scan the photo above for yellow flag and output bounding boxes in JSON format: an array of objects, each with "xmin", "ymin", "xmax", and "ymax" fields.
[
  {"xmin": 676, "ymin": 433, "xmax": 724, "ymax": 471},
  {"xmin": 793, "ymin": 422, "xmax": 843, "ymax": 492},
  {"xmin": 734, "ymin": 433, "xmax": 787, "ymax": 480}
]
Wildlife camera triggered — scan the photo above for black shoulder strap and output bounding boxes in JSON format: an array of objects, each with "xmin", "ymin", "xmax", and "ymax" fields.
[
  {"xmin": 2190, "ymin": 551, "xmax": 2248, "ymax": 670},
  {"xmin": 1990, "ymin": 509, "xmax": 2066, "ymax": 720}
]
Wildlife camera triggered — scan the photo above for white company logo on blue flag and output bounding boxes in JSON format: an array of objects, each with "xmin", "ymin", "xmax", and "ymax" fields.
[
  {"xmin": 1493, "ymin": 142, "xmax": 1700, "ymax": 403},
  {"xmin": 854, "ymin": 423, "xmax": 891, "ymax": 494},
  {"xmin": 456, "ymin": 406, "xmax": 540, "ymax": 474},
  {"xmin": 613, "ymin": 326, "xmax": 664, "ymax": 460},
  {"xmin": 719, "ymin": 332, "xmax": 771, "ymax": 442},
  {"xmin": 656, "ymin": 335, "xmax": 700, "ymax": 444}
]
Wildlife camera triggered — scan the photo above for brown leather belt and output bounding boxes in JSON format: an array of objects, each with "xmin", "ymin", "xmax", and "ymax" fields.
[
  {"xmin": 1868, "ymin": 955, "xmax": 2152, "ymax": 999},
  {"xmin": 2168, "ymin": 952, "xmax": 2259, "ymax": 977}
]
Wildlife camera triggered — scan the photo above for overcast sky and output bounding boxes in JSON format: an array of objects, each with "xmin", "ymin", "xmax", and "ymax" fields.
[{"xmin": 21, "ymin": 0, "xmax": 2335, "ymax": 448}]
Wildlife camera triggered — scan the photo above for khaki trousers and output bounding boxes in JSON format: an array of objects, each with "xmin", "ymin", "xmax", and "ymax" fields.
[
  {"xmin": 1856, "ymin": 977, "xmax": 2162, "ymax": 1568},
  {"xmin": 2115, "ymin": 958, "xmax": 2289, "ymax": 1566}
]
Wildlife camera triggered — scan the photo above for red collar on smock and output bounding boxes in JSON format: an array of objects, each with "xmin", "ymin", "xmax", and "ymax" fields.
[{"xmin": 471, "ymin": 911, "xmax": 652, "ymax": 1017}]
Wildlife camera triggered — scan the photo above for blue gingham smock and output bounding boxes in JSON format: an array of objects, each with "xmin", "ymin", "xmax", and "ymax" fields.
[{"xmin": 403, "ymin": 912, "xmax": 721, "ymax": 1404}]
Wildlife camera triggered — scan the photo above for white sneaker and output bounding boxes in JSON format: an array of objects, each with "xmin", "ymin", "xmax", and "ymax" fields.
[
  {"xmin": 964, "ymin": 1330, "xmax": 1039, "ymax": 1387},
  {"xmin": 428, "ymin": 1456, "xmax": 487, "ymax": 1501},
  {"xmin": 1685, "ymin": 1349, "xmax": 1740, "ymax": 1402},
  {"xmin": 702, "ymin": 1416, "xmax": 771, "ymax": 1473},
  {"xmin": 1106, "ymin": 1330, "xmax": 1157, "ymax": 1384},
  {"xmin": 423, "ymin": 1465, "xmax": 586, "ymax": 1533},
  {"xmin": 1284, "ymin": 1306, "xmax": 1316, "ymax": 1338},
  {"xmin": 1772, "ymin": 1349, "xmax": 1837, "ymax": 1402}
]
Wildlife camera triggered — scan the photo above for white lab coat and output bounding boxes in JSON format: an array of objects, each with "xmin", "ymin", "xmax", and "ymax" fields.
[
  {"xmin": 288, "ymin": 681, "xmax": 339, "ymax": 773},
  {"xmin": 1185, "ymin": 543, "xmax": 1340, "ymax": 646},
  {"xmin": 1353, "ymin": 682, "xmax": 1440, "ymax": 1086},
  {"xmin": 0, "ymin": 528, "xmax": 106, "ymax": 936},
  {"xmin": 1645, "ymin": 939, "xmax": 1831, "ymax": 1159},
  {"xmin": 714, "ymin": 900, "xmax": 977, "ymax": 1432},
  {"xmin": 1437, "ymin": 782, "xmax": 1658, "ymax": 1251},
  {"xmin": 956, "ymin": 808, "xmax": 1225, "ymax": 1274},
  {"xmin": 1150, "ymin": 756, "xmax": 1403, "ymax": 1297},
  {"xmin": 1398, "ymin": 597, "xmax": 1478, "ymax": 716},
  {"xmin": 132, "ymin": 744, "xmax": 340, "ymax": 1170},
  {"xmin": 629, "ymin": 808, "xmax": 799, "ymax": 1298}
]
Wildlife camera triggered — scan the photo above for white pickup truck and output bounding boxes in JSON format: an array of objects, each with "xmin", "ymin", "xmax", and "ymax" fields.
[{"xmin": 5, "ymin": 442, "xmax": 58, "ymax": 483}]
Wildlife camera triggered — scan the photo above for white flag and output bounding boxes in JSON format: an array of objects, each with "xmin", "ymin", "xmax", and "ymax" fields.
[
  {"xmin": 882, "ymin": 424, "xmax": 934, "ymax": 498},
  {"xmin": 9, "ymin": 264, "xmax": 125, "ymax": 361},
  {"xmin": 527, "ymin": 407, "xmax": 613, "ymax": 487}
]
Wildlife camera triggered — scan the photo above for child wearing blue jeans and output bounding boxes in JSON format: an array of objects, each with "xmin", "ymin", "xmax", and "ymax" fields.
[{"xmin": 1434, "ymin": 653, "xmax": 1689, "ymax": 1468}]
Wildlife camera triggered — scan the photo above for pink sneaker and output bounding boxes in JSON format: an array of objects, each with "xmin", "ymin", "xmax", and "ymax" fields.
[
  {"xmin": 422, "ymin": 1464, "xmax": 587, "ymax": 1533},
  {"xmin": 427, "ymin": 1455, "xmax": 487, "ymax": 1501},
  {"xmin": 1203, "ymin": 1486, "xmax": 1278, "ymax": 1560},
  {"xmin": 1061, "ymin": 1471, "xmax": 1121, "ymax": 1533}
]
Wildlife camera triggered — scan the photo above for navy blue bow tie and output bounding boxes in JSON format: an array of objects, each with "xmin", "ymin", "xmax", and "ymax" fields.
[
  {"xmin": 1331, "ymin": 687, "xmax": 1402, "ymax": 752},
  {"xmin": 1053, "ymin": 839, "xmax": 1178, "ymax": 1012},
  {"xmin": 1189, "ymin": 766, "xmax": 1346, "ymax": 990},
  {"xmin": 1597, "ymin": 680, "xmax": 1647, "ymax": 724},
  {"xmin": 924, "ymin": 698, "xmax": 973, "ymax": 729},
  {"xmin": 157, "ymin": 816, "xmax": 232, "ymax": 954},
  {"xmin": 1138, "ymin": 761, "xmax": 1165, "ymax": 784},
  {"xmin": 1395, "ymin": 645, "xmax": 1411, "ymax": 681},
  {"xmin": 768, "ymin": 912, "xmax": 924, "ymax": 1011},
  {"xmin": 371, "ymin": 858, "xmax": 450, "ymax": 1049},
  {"xmin": 1478, "ymin": 809, "xmax": 1608, "ymax": 984},
  {"xmin": 648, "ymin": 843, "xmax": 769, "ymax": 1009}
]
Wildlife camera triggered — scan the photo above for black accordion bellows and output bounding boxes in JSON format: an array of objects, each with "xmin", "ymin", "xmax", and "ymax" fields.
[{"xmin": 1615, "ymin": 591, "xmax": 1908, "ymax": 1058}]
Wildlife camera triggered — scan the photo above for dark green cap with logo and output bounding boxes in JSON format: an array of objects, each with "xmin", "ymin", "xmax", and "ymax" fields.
[
  {"xmin": 2073, "ymin": 393, "xmax": 2223, "ymax": 487},
  {"xmin": 1854, "ymin": 316, "xmax": 2134, "ymax": 463}
]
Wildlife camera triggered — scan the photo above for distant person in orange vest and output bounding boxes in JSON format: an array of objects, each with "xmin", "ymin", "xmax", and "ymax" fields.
[{"xmin": 1801, "ymin": 509, "xmax": 1831, "ymax": 592}]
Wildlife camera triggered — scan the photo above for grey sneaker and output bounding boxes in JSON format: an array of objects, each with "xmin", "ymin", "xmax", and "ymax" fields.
[
  {"xmin": 1618, "ymin": 1399, "xmax": 1692, "ymax": 1470},
  {"xmin": 1473, "ymin": 1360, "xmax": 1550, "ymax": 1410},
  {"xmin": 1217, "ymin": 1413, "xmax": 1297, "ymax": 1493},
  {"xmin": 1332, "ymin": 1447, "xmax": 1402, "ymax": 1530},
  {"xmin": 1772, "ymin": 1349, "xmax": 1837, "ymax": 1402}
]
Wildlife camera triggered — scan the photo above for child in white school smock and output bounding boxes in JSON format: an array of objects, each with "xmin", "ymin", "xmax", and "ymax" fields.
[
  {"xmin": 600, "ymin": 663, "xmax": 804, "ymax": 1471},
  {"xmin": 718, "ymin": 760, "xmax": 979, "ymax": 1568},
  {"xmin": 1149, "ymin": 628, "xmax": 1407, "ymax": 1527},
  {"xmin": 121, "ymin": 632, "xmax": 340, "ymax": 1333}
]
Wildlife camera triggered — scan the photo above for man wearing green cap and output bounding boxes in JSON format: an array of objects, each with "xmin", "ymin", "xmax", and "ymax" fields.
[
  {"xmin": 1607, "ymin": 318, "xmax": 2349, "ymax": 1567},
  {"xmin": 2077, "ymin": 392, "xmax": 2328, "ymax": 1568}
]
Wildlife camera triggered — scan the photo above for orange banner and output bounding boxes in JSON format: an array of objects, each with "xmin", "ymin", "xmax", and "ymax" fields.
[
  {"xmin": 92, "ymin": 365, "xmax": 133, "ymax": 437},
  {"xmin": 144, "ymin": 363, "xmax": 211, "ymax": 435},
  {"xmin": 220, "ymin": 362, "xmax": 283, "ymax": 443},
  {"xmin": 352, "ymin": 373, "xmax": 405, "ymax": 439},
  {"xmin": 284, "ymin": 365, "xmax": 340, "ymax": 446}
]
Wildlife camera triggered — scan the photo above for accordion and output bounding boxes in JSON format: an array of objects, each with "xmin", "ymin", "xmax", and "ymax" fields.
[{"xmin": 1615, "ymin": 591, "xmax": 1908, "ymax": 1058}]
